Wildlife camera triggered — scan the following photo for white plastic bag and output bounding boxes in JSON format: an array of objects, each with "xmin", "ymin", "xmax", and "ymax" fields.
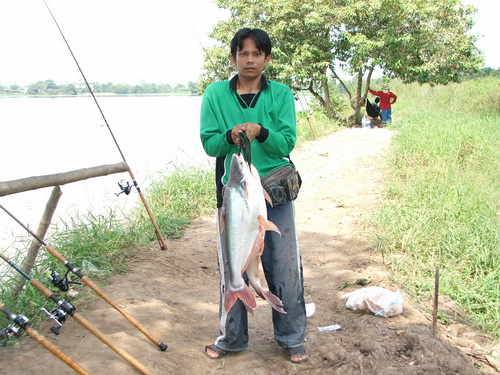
[
  {"xmin": 305, "ymin": 303, "xmax": 316, "ymax": 318},
  {"xmin": 341, "ymin": 286, "xmax": 404, "ymax": 318},
  {"xmin": 81, "ymin": 260, "xmax": 104, "ymax": 276}
]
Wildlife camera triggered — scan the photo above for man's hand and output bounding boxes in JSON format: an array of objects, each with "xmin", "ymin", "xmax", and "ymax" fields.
[{"xmin": 231, "ymin": 122, "xmax": 262, "ymax": 145}]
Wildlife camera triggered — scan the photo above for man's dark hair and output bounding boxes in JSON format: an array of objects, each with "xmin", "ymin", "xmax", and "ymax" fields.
[{"xmin": 230, "ymin": 28, "xmax": 272, "ymax": 58}]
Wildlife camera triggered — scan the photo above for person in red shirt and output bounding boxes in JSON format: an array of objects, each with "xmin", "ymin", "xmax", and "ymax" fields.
[{"xmin": 368, "ymin": 86, "xmax": 397, "ymax": 125}]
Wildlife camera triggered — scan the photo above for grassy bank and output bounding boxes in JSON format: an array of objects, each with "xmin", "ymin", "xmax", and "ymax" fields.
[{"xmin": 374, "ymin": 77, "xmax": 500, "ymax": 338}]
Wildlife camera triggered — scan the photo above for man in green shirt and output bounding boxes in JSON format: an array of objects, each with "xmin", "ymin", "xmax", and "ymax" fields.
[{"xmin": 200, "ymin": 28, "xmax": 308, "ymax": 364}]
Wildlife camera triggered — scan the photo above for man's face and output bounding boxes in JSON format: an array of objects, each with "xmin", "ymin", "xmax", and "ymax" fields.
[{"xmin": 231, "ymin": 38, "xmax": 271, "ymax": 80}]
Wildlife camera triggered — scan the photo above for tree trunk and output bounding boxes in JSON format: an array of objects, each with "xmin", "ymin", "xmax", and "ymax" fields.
[
  {"xmin": 322, "ymin": 78, "xmax": 335, "ymax": 119},
  {"xmin": 354, "ymin": 69, "xmax": 364, "ymax": 125}
]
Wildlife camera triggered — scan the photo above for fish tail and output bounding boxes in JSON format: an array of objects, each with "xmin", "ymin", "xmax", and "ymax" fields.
[{"xmin": 224, "ymin": 284, "xmax": 257, "ymax": 313}]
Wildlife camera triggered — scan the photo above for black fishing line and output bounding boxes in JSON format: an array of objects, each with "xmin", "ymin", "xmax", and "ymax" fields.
[
  {"xmin": 43, "ymin": 0, "xmax": 125, "ymax": 163},
  {"xmin": 42, "ymin": 0, "xmax": 168, "ymax": 250}
]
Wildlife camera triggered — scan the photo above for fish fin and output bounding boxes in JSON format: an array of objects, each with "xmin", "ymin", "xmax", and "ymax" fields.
[
  {"xmin": 263, "ymin": 188, "xmax": 273, "ymax": 207},
  {"xmin": 224, "ymin": 284, "xmax": 257, "ymax": 313},
  {"xmin": 262, "ymin": 290, "xmax": 287, "ymax": 314},
  {"xmin": 242, "ymin": 301, "xmax": 255, "ymax": 315},
  {"xmin": 244, "ymin": 181, "xmax": 249, "ymax": 200},
  {"xmin": 218, "ymin": 207, "xmax": 226, "ymax": 233},
  {"xmin": 253, "ymin": 228, "xmax": 265, "ymax": 256},
  {"xmin": 249, "ymin": 277, "xmax": 287, "ymax": 315},
  {"xmin": 241, "ymin": 251, "xmax": 259, "ymax": 276},
  {"xmin": 241, "ymin": 230, "xmax": 265, "ymax": 272},
  {"xmin": 246, "ymin": 257, "xmax": 287, "ymax": 314},
  {"xmin": 256, "ymin": 235, "xmax": 265, "ymax": 256},
  {"xmin": 257, "ymin": 215, "xmax": 281, "ymax": 236}
]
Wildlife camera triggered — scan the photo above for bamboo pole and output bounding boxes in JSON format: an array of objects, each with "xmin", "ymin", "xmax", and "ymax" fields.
[{"xmin": 0, "ymin": 162, "xmax": 129, "ymax": 196}]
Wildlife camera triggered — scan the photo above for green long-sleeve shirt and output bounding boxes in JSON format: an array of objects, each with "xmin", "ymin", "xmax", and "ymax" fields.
[{"xmin": 200, "ymin": 75, "xmax": 297, "ymax": 192}]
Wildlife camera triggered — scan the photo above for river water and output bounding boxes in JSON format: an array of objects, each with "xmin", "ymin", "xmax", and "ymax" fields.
[{"xmin": 0, "ymin": 95, "xmax": 213, "ymax": 276}]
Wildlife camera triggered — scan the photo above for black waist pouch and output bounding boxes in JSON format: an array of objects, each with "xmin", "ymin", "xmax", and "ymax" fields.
[{"xmin": 261, "ymin": 165, "xmax": 302, "ymax": 206}]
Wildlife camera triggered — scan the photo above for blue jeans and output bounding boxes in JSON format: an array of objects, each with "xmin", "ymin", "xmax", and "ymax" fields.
[
  {"xmin": 381, "ymin": 109, "xmax": 392, "ymax": 123},
  {"xmin": 214, "ymin": 201, "xmax": 307, "ymax": 351}
]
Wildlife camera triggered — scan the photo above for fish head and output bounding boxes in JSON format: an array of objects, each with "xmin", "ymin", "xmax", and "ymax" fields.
[
  {"xmin": 229, "ymin": 153, "xmax": 247, "ymax": 183},
  {"xmin": 228, "ymin": 153, "xmax": 262, "ymax": 197},
  {"xmin": 230, "ymin": 152, "xmax": 259, "ymax": 180}
]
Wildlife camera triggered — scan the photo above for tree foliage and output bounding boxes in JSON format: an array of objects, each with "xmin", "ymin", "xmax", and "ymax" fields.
[{"xmin": 200, "ymin": 0, "xmax": 483, "ymax": 124}]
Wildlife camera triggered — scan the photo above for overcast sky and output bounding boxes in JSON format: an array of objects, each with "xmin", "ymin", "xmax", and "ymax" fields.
[{"xmin": 0, "ymin": 0, "xmax": 497, "ymax": 87}]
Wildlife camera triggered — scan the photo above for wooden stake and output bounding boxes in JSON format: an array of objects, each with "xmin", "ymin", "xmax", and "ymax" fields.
[
  {"xmin": 433, "ymin": 266, "xmax": 440, "ymax": 336},
  {"xmin": 11, "ymin": 186, "xmax": 63, "ymax": 297}
]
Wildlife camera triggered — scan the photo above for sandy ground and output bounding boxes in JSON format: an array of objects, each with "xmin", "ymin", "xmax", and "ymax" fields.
[{"xmin": 1, "ymin": 128, "xmax": 498, "ymax": 375}]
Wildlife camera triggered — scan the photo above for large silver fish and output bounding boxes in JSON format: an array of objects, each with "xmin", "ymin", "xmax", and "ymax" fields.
[{"xmin": 219, "ymin": 153, "xmax": 286, "ymax": 314}]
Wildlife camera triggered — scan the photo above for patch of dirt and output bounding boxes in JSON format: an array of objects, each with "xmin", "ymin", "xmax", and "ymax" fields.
[{"xmin": 1, "ymin": 128, "xmax": 498, "ymax": 375}]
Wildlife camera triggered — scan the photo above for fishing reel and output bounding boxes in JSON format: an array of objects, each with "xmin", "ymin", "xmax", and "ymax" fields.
[
  {"xmin": 0, "ymin": 315, "xmax": 28, "ymax": 345},
  {"xmin": 40, "ymin": 307, "xmax": 68, "ymax": 335},
  {"xmin": 45, "ymin": 268, "xmax": 81, "ymax": 292},
  {"xmin": 115, "ymin": 179, "xmax": 132, "ymax": 196}
]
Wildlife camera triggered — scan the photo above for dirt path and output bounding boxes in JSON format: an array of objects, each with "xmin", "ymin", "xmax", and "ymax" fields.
[{"xmin": 1, "ymin": 128, "xmax": 496, "ymax": 375}]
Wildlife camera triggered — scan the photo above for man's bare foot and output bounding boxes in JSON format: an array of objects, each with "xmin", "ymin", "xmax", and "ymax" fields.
[
  {"xmin": 287, "ymin": 346, "xmax": 309, "ymax": 363},
  {"xmin": 204, "ymin": 344, "xmax": 229, "ymax": 359}
]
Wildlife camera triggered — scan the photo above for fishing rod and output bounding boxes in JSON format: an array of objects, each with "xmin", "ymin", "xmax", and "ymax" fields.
[
  {"xmin": 0, "ymin": 254, "xmax": 153, "ymax": 375},
  {"xmin": 192, "ymin": 29, "xmax": 226, "ymax": 82},
  {"xmin": 42, "ymin": 0, "xmax": 168, "ymax": 250},
  {"xmin": 0, "ymin": 204, "xmax": 168, "ymax": 351},
  {"xmin": 0, "ymin": 302, "xmax": 92, "ymax": 375}
]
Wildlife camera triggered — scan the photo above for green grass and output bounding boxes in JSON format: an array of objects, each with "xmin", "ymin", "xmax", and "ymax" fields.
[
  {"xmin": 134, "ymin": 166, "xmax": 216, "ymax": 240},
  {"xmin": 296, "ymin": 110, "xmax": 341, "ymax": 144},
  {"xmin": 374, "ymin": 77, "xmax": 500, "ymax": 337}
]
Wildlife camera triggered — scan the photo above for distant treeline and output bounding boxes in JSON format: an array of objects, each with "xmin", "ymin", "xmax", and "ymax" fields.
[
  {"xmin": 0, "ymin": 67, "xmax": 498, "ymax": 97},
  {"xmin": 463, "ymin": 66, "xmax": 500, "ymax": 80},
  {"xmin": 0, "ymin": 80, "xmax": 201, "ymax": 96}
]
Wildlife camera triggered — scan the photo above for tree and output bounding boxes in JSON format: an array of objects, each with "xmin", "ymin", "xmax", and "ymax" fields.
[
  {"xmin": 201, "ymin": 0, "xmax": 483, "ymax": 124},
  {"xmin": 27, "ymin": 81, "xmax": 48, "ymax": 95},
  {"xmin": 187, "ymin": 81, "xmax": 200, "ymax": 94},
  {"xmin": 131, "ymin": 85, "xmax": 145, "ymax": 94},
  {"xmin": 61, "ymin": 84, "xmax": 77, "ymax": 95},
  {"xmin": 113, "ymin": 84, "xmax": 129, "ymax": 95}
]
